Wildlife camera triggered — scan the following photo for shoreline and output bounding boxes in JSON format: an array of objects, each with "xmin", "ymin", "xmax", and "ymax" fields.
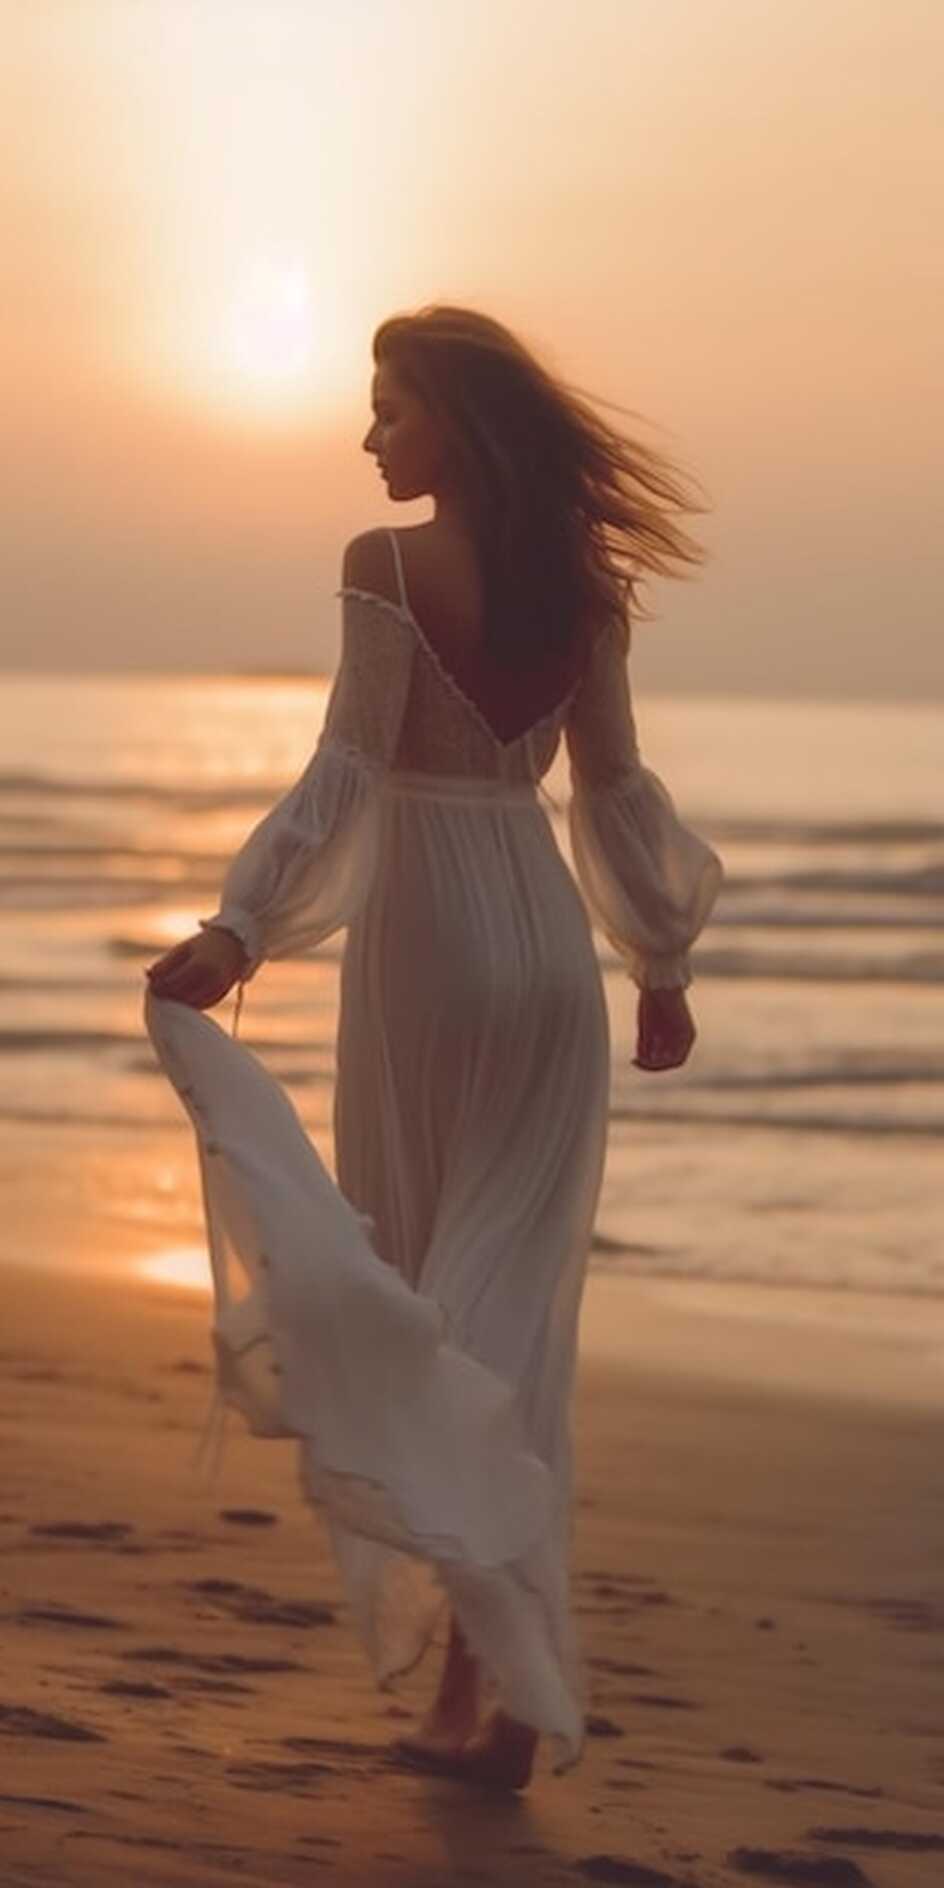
[{"xmin": 580, "ymin": 1272, "xmax": 944, "ymax": 1413}]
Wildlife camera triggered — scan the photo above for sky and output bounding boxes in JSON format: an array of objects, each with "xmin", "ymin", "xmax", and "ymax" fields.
[{"xmin": 1, "ymin": 0, "xmax": 940, "ymax": 699}]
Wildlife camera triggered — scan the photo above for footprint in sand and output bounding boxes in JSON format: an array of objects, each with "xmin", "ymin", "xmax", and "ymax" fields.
[
  {"xmin": 574, "ymin": 1858, "xmax": 692, "ymax": 1885},
  {"xmin": 822, "ymin": 1592, "xmax": 944, "ymax": 1633},
  {"xmin": 591, "ymin": 1582, "xmax": 677, "ymax": 1605},
  {"xmin": 16, "ymin": 1603, "xmax": 128, "ymax": 1630},
  {"xmin": 29, "ymin": 1520, "xmax": 134, "ymax": 1543},
  {"xmin": 589, "ymin": 1657, "xmax": 659, "ymax": 1678},
  {"xmin": 579, "ymin": 1569, "xmax": 670, "ymax": 1587},
  {"xmin": 726, "ymin": 1847, "xmax": 873, "ymax": 1883},
  {"xmin": 0, "ymin": 1791, "xmax": 88, "ymax": 1815},
  {"xmin": 282, "ymin": 1733, "xmax": 392, "ymax": 1765},
  {"xmin": 170, "ymin": 1675, "xmax": 256, "ymax": 1697},
  {"xmin": 808, "ymin": 1825, "xmax": 944, "ymax": 1854},
  {"xmin": 121, "ymin": 1644, "xmax": 305, "ymax": 1677},
  {"xmin": 621, "ymin": 1693, "xmax": 700, "ymax": 1711},
  {"xmin": 766, "ymin": 1779, "xmax": 883, "ymax": 1798},
  {"xmin": 100, "ymin": 1680, "xmax": 172, "ymax": 1700},
  {"xmin": 183, "ymin": 1577, "xmax": 336, "ymax": 1627},
  {"xmin": 225, "ymin": 1758, "xmax": 334, "ymax": 1796},
  {"xmin": 0, "ymin": 1703, "xmax": 107, "ymax": 1744}
]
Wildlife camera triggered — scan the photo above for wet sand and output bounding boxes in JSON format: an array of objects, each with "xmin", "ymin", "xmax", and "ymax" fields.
[{"xmin": 2, "ymin": 1249, "xmax": 943, "ymax": 1886}]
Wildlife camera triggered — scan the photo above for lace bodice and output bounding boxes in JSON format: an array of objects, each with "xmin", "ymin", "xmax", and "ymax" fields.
[{"xmin": 332, "ymin": 533, "xmax": 578, "ymax": 784}]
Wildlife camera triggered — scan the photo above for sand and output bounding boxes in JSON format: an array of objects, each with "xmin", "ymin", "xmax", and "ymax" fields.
[{"xmin": 2, "ymin": 1254, "xmax": 943, "ymax": 1888}]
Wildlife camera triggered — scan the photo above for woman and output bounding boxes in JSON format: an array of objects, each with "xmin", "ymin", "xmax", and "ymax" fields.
[{"xmin": 144, "ymin": 304, "xmax": 724, "ymax": 1792}]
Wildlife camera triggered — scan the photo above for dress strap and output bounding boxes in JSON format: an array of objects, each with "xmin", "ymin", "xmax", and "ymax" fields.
[{"xmin": 386, "ymin": 527, "xmax": 410, "ymax": 616}]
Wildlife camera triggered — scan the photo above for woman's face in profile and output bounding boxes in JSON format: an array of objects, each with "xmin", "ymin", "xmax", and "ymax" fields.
[{"xmin": 362, "ymin": 364, "xmax": 450, "ymax": 501}]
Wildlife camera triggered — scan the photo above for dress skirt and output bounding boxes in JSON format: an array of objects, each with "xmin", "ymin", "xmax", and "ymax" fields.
[{"xmin": 144, "ymin": 766, "xmax": 611, "ymax": 1775}]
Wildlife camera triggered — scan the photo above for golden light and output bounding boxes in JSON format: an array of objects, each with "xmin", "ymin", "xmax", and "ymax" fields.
[
  {"xmin": 226, "ymin": 254, "xmax": 315, "ymax": 390},
  {"xmin": 151, "ymin": 909, "xmax": 202, "ymax": 944},
  {"xmin": 137, "ymin": 1244, "xmax": 212, "ymax": 1293},
  {"xmin": 146, "ymin": 247, "xmax": 351, "ymax": 426}
]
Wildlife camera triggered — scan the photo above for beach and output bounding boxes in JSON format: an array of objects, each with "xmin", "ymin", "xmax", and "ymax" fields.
[{"xmin": 2, "ymin": 1181, "xmax": 943, "ymax": 1888}]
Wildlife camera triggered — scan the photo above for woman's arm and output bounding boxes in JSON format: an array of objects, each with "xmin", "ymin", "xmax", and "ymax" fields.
[
  {"xmin": 564, "ymin": 616, "xmax": 724, "ymax": 1068},
  {"xmin": 146, "ymin": 540, "xmax": 416, "ymax": 1006}
]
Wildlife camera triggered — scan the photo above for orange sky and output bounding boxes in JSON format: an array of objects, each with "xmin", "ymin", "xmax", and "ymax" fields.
[{"xmin": 1, "ymin": 0, "xmax": 940, "ymax": 697}]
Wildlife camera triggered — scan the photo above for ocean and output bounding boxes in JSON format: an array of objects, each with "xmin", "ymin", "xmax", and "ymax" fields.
[{"xmin": 2, "ymin": 673, "xmax": 941, "ymax": 1302}]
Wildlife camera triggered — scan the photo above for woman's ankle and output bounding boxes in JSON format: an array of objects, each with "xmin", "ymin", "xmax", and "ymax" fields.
[{"xmin": 485, "ymin": 1709, "xmax": 538, "ymax": 1749}]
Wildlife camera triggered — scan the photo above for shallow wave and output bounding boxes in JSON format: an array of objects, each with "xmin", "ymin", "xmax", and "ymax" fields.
[
  {"xmin": 607, "ymin": 1102, "xmax": 943, "ymax": 1137},
  {"xmin": 1, "ymin": 1099, "xmax": 938, "ymax": 1140},
  {"xmin": 105, "ymin": 933, "xmax": 347, "ymax": 963},
  {"xmin": 6, "ymin": 1025, "xmax": 942, "ymax": 1090},
  {"xmin": 0, "ymin": 842, "xmax": 224, "ymax": 864},
  {"xmin": 708, "ymin": 907, "xmax": 943, "ymax": 930},
  {"xmin": 727, "ymin": 863, "xmax": 944, "ymax": 896},
  {"xmin": 0, "ymin": 1026, "xmax": 328, "ymax": 1066},
  {"xmin": 708, "ymin": 815, "xmax": 944, "ymax": 845},
  {"xmin": 0, "ymin": 883, "xmax": 222, "ymax": 912},
  {"xmin": 4, "ymin": 929, "xmax": 941, "ymax": 983},
  {"xmin": 685, "ymin": 1058, "xmax": 944, "ymax": 1089},
  {"xmin": 0, "ymin": 771, "xmax": 288, "ymax": 808},
  {"xmin": 3, "ymin": 856, "xmax": 942, "ymax": 906},
  {"xmin": 3, "ymin": 774, "xmax": 944, "ymax": 846},
  {"xmin": 686, "ymin": 946, "xmax": 944, "ymax": 983},
  {"xmin": 3, "ymin": 851, "xmax": 942, "ymax": 914}
]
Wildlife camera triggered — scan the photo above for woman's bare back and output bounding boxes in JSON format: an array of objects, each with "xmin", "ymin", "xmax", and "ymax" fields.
[
  {"xmin": 391, "ymin": 521, "xmax": 488, "ymax": 665},
  {"xmin": 372, "ymin": 520, "xmax": 590, "ymax": 749}
]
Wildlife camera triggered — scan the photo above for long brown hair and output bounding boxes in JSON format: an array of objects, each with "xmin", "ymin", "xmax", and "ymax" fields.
[{"xmin": 372, "ymin": 303, "xmax": 711, "ymax": 673}]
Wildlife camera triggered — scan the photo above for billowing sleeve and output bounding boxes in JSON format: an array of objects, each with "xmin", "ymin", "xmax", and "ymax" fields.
[
  {"xmin": 564, "ymin": 616, "xmax": 724, "ymax": 991},
  {"xmin": 197, "ymin": 590, "xmax": 414, "ymax": 981}
]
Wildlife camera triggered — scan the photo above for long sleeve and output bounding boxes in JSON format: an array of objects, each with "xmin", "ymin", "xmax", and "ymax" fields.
[
  {"xmin": 564, "ymin": 617, "xmax": 724, "ymax": 991},
  {"xmin": 198, "ymin": 591, "xmax": 415, "ymax": 980}
]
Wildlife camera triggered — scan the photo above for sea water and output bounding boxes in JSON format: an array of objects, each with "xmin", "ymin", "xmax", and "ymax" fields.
[{"xmin": 1, "ymin": 674, "xmax": 940, "ymax": 1299}]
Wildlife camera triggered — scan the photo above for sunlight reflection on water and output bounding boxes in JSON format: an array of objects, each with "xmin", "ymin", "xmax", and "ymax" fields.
[{"xmin": 137, "ymin": 1245, "xmax": 212, "ymax": 1292}]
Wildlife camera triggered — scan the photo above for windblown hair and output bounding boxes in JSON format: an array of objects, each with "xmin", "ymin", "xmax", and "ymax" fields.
[{"xmin": 372, "ymin": 303, "xmax": 711, "ymax": 673}]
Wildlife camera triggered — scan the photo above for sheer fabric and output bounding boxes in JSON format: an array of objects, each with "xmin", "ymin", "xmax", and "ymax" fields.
[
  {"xmin": 565, "ymin": 616, "xmax": 724, "ymax": 989},
  {"xmin": 145, "ymin": 526, "xmax": 724, "ymax": 1775},
  {"xmin": 192, "ymin": 587, "xmax": 417, "ymax": 980}
]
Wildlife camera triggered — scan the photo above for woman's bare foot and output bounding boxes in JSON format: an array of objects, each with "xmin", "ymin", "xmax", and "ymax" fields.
[
  {"xmin": 393, "ymin": 1615, "xmax": 481, "ymax": 1760},
  {"xmin": 395, "ymin": 1694, "xmax": 477, "ymax": 1758},
  {"xmin": 413, "ymin": 1709, "xmax": 539, "ymax": 1791}
]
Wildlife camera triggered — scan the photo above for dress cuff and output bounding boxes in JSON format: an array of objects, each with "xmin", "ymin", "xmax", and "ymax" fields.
[
  {"xmin": 199, "ymin": 909, "xmax": 262, "ymax": 978},
  {"xmin": 630, "ymin": 951, "xmax": 692, "ymax": 991}
]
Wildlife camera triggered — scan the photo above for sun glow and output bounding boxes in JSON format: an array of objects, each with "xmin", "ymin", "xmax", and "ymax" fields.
[
  {"xmin": 137, "ymin": 1245, "xmax": 212, "ymax": 1293},
  {"xmin": 227, "ymin": 255, "xmax": 315, "ymax": 390},
  {"xmin": 151, "ymin": 247, "xmax": 350, "ymax": 425}
]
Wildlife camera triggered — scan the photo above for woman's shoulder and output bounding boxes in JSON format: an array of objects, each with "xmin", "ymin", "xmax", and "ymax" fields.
[{"xmin": 341, "ymin": 527, "xmax": 400, "ymax": 605}]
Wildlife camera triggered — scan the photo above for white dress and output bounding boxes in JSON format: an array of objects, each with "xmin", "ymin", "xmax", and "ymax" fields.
[{"xmin": 144, "ymin": 526, "xmax": 724, "ymax": 1776}]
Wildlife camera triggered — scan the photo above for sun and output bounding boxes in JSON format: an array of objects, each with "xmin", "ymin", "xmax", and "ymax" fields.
[
  {"xmin": 140, "ymin": 243, "xmax": 351, "ymax": 425},
  {"xmin": 226, "ymin": 255, "xmax": 316, "ymax": 391}
]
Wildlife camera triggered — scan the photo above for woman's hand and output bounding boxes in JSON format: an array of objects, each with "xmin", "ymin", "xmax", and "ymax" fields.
[
  {"xmin": 632, "ymin": 985, "xmax": 696, "ymax": 1072},
  {"xmin": 145, "ymin": 927, "xmax": 247, "ymax": 1010}
]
